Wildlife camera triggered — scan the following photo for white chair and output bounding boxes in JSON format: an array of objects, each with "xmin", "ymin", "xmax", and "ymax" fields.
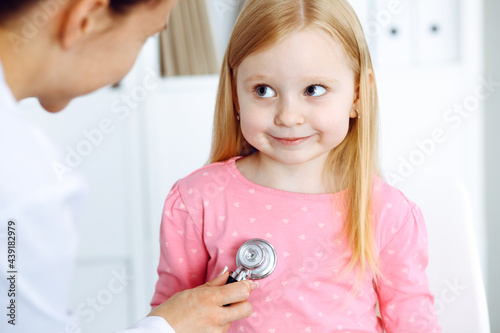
[{"xmin": 397, "ymin": 175, "xmax": 490, "ymax": 332}]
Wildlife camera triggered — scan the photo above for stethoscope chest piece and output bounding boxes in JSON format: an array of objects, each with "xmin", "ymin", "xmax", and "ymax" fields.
[
  {"xmin": 236, "ymin": 239, "xmax": 277, "ymax": 279},
  {"xmin": 226, "ymin": 238, "xmax": 277, "ymax": 284}
]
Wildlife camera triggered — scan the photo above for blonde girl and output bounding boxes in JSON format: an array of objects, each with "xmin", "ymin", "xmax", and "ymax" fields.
[{"xmin": 152, "ymin": 0, "xmax": 441, "ymax": 331}]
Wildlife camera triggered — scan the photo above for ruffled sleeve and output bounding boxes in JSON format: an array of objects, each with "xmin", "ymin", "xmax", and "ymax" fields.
[
  {"xmin": 376, "ymin": 204, "xmax": 441, "ymax": 332},
  {"xmin": 151, "ymin": 181, "xmax": 209, "ymax": 308}
]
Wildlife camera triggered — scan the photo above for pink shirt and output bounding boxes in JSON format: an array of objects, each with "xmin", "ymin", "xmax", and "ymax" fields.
[{"xmin": 151, "ymin": 156, "xmax": 441, "ymax": 333}]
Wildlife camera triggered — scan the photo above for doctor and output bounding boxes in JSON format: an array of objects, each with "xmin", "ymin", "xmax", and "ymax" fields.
[{"xmin": 0, "ymin": 0, "xmax": 256, "ymax": 332}]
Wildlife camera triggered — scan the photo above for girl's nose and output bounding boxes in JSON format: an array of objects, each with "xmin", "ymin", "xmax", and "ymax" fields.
[{"xmin": 274, "ymin": 99, "xmax": 305, "ymax": 127}]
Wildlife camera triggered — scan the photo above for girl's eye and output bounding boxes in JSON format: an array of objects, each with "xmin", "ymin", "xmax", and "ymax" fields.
[
  {"xmin": 305, "ymin": 85, "xmax": 327, "ymax": 97},
  {"xmin": 255, "ymin": 85, "xmax": 276, "ymax": 98}
]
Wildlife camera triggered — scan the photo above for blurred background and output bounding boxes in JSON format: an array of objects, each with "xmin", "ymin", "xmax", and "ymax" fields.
[{"xmin": 18, "ymin": 0, "xmax": 499, "ymax": 331}]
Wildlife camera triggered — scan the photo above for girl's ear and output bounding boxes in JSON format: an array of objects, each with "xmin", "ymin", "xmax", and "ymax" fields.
[
  {"xmin": 231, "ymin": 74, "xmax": 240, "ymax": 113},
  {"xmin": 349, "ymin": 84, "xmax": 360, "ymax": 118},
  {"xmin": 349, "ymin": 70, "xmax": 374, "ymax": 118},
  {"xmin": 60, "ymin": 0, "xmax": 111, "ymax": 50}
]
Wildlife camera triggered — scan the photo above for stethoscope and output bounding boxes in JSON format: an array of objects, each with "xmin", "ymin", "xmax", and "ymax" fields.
[{"xmin": 225, "ymin": 238, "xmax": 277, "ymax": 284}]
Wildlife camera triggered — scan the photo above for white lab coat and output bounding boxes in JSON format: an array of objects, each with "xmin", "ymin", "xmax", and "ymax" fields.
[{"xmin": 0, "ymin": 62, "xmax": 174, "ymax": 333}]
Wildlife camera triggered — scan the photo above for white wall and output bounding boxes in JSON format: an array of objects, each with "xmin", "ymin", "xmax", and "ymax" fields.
[{"xmin": 484, "ymin": 0, "xmax": 500, "ymax": 331}]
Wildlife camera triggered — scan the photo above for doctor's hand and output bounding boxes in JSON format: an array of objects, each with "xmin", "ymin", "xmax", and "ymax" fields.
[{"xmin": 147, "ymin": 270, "xmax": 258, "ymax": 333}]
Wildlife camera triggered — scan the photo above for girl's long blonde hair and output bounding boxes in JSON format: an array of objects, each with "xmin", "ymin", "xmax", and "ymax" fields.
[{"xmin": 208, "ymin": 0, "xmax": 381, "ymax": 279}]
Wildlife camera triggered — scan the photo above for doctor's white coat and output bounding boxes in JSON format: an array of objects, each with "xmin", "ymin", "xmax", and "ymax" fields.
[{"xmin": 0, "ymin": 62, "xmax": 174, "ymax": 333}]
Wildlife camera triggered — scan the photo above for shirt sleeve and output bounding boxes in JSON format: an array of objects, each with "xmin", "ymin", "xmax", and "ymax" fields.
[
  {"xmin": 115, "ymin": 316, "xmax": 176, "ymax": 333},
  {"xmin": 151, "ymin": 181, "xmax": 209, "ymax": 308},
  {"xmin": 376, "ymin": 204, "xmax": 441, "ymax": 332}
]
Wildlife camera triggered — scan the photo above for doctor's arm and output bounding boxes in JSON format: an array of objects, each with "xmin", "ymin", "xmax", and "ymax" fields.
[
  {"xmin": 116, "ymin": 272, "xmax": 256, "ymax": 333},
  {"xmin": 147, "ymin": 271, "xmax": 256, "ymax": 333}
]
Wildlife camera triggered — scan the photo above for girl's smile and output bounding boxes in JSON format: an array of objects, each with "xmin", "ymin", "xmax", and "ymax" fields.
[{"xmin": 268, "ymin": 134, "xmax": 315, "ymax": 147}]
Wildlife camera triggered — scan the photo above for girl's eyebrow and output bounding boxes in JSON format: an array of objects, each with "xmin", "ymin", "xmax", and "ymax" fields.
[
  {"xmin": 302, "ymin": 76, "xmax": 340, "ymax": 84},
  {"xmin": 244, "ymin": 74, "xmax": 272, "ymax": 83},
  {"xmin": 244, "ymin": 74, "xmax": 339, "ymax": 84}
]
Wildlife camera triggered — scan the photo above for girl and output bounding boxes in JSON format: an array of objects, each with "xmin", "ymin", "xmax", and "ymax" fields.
[{"xmin": 151, "ymin": 0, "xmax": 441, "ymax": 332}]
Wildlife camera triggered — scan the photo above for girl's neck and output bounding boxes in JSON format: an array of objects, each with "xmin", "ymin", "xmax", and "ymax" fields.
[{"xmin": 236, "ymin": 152, "xmax": 335, "ymax": 194}]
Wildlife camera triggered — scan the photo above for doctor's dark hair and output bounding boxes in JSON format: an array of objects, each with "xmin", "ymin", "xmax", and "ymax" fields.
[
  {"xmin": 209, "ymin": 0, "xmax": 382, "ymax": 284},
  {"xmin": 0, "ymin": 0, "xmax": 158, "ymax": 22}
]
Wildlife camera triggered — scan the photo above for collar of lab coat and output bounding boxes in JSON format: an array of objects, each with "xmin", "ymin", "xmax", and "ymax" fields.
[{"xmin": 0, "ymin": 60, "xmax": 18, "ymax": 111}]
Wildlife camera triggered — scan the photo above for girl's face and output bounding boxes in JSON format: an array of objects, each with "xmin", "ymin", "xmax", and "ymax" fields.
[{"xmin": 236, "ymin": 27, "xmax": 359, "ymax": 167}]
